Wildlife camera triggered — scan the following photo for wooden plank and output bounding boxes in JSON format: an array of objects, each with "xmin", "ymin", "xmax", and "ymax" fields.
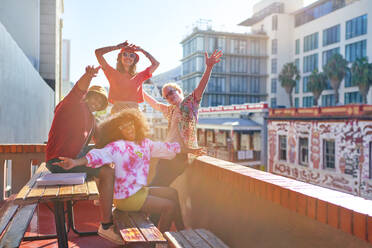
[
  {"xmin": 113, "ymin": 209, "xmax": 146, "ymax": 244},
  {"xmin": 87, "ymin": 179, "xmax": 99, "ymax": 200},
  {"xmin": 21, "ymin": 185, "xmax": 46, "ymax": 204},
  {"xmin": 58, "ymin": 185, "xmax": 74, "ymax": 198},
  {"xmin": 0, "ymin": 204, "xmax": 37, "ymax": 248},
  {"xmin": 165, "ymin": 231, "xmax": 194, "ymax": 248},
  {"xmin": 180, "ymin": 229, "xmax": 212, "ymax": 248},
  {"xmin": 73, "ymin": 182, "xmax": 88, "ymax": 197},
  {"xmin": 14, "ymin": 163, "xmax": 49, "ymax": 204},
  {"xmin": 128, "ymin": 212, "xmax": 167, "ymax": 243},
  {"xmin": 194, "ymin": 229, "xmax": 229, "ymax": 248},
  {"xmin": 0, "ymin": 204, "xmax": 19, "ymax": 236},
  {"xmin": 40, "ymin": 185, "xmax": 60, "ymax": 202}
]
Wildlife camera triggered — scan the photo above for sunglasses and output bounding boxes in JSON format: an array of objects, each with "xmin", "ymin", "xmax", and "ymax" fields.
[
  {"xmin": 121, "ymin": 52, "xmax": 137, "ymax": 59},
  {"xmin": 165, "ymin": 89, "xmax": 177, "ymax": 99}
]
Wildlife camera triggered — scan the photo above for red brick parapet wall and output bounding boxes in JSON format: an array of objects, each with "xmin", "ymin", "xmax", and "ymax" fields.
[
  {"xmin": 0, "ymin": 144, "xmax": 46, "ymax": 200},
  {"xmin": 269, "ymin": 104, "xmax": 372, "ymax": 118},
  {"xmin": 173, "ymin": 156, "xmax": 372, "ymax": 247}
]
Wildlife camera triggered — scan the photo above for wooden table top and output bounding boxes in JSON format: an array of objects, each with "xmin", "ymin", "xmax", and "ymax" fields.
[{"xmin": 14, "ymin": 163, "xmax": 99, "ymax": 205}]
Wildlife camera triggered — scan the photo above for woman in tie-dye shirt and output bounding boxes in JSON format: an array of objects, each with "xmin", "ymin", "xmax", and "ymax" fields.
[{"xmin": 54, "ymin": 109, "xmax": 203, "ymax": 232}]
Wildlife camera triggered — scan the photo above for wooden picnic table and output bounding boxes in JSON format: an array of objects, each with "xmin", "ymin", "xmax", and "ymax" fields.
[{"xmin": 13, "ymin": 162, "xmax": 100, "ymax": 248}]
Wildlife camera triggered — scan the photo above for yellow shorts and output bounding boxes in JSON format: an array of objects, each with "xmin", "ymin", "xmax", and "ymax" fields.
[{"xmin": 113, "ymin": 187, "xmax": 149, "ymax": 211}]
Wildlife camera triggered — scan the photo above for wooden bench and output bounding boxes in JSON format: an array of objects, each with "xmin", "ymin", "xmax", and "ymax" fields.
[
  {"xmin": 165, "ymin": 229, "xmax": 229, "ymax": 248},
  {"xmin": 0, "ymin": 162, "xmax": 100, "ymax": 248},
  {"xmin": 113, "ymin": 209, "xmax": 167, "ymax": 247},
  {"xmin": 0, "ymin": 163, "xmax": 50, "ymax": 247}
]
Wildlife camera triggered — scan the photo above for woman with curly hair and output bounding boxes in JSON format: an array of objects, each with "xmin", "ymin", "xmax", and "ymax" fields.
[
  {"xmin": 95, "ymin": 41, "xmax": 159, "ymax": 114},
  {"xmin": 54, "ymin": 109, "xmax": 203, "ymax": 235}
]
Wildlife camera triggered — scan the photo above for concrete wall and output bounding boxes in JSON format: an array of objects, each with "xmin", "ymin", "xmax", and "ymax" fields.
[
  {"xmin": 0, "ymin": 22, "xmax": 54, "ymax": 143},
  {"xmin": 0, "ymin": 0, "xmax": 40, "ymax": 70}
]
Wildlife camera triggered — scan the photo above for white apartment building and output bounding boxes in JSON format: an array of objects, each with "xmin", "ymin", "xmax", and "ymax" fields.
[{"xmin": 240, "ymin": 0, "xmax": 372, "ymax": 107}]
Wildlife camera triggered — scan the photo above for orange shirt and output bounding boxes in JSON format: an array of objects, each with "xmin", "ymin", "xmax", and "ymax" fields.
[{"xmin": 103, "ymin": 65, "xmax": 152, "ymax": 103}]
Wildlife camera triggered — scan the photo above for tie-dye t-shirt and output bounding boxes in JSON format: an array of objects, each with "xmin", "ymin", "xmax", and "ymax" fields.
[{"xmin": 85, "ymin": 138, "xmax": 180, "ymax": 199}]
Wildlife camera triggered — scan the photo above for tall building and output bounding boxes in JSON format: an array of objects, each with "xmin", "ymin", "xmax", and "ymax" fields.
[
  {"xmin": 239, "ymin": 0, "xmax": 372, "ymax": 107},
  {"xmin": 180, "ymin": 27, "xmax": 268, "ymax": 107},
  {"xmin": 61, "ymin": 39, "xmax": 73, "ymax": 98},
  {"xmin": 0, "ymin": 0, "xmax": 63, "ymax": 143}
]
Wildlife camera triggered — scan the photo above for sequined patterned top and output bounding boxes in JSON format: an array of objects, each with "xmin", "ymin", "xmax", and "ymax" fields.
[{"xmin": 85, "ymin": 139, "xmax": 180, "ymax": 199}]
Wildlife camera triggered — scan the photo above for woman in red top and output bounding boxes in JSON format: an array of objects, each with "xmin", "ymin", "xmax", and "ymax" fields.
[{"xmin": 95, "ymin": 41, "xmax": 159, "ymax": 114}]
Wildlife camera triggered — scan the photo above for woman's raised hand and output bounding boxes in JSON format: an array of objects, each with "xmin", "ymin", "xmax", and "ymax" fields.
[
  {"xmin": 116, "ymin": 41, "xmax": 129, "ymax": 49},
  {"xmin": 52, "ymin": 157, "xmax": 79, "ymax": 170},
  {"xmin": 205, "ymin": 50, "xmax": 223, "ymax": 67}
]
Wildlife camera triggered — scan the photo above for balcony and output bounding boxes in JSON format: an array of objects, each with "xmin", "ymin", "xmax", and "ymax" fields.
[{"xmin": 1, "ymin": 145, "xmax": 372, "ymax": 247}]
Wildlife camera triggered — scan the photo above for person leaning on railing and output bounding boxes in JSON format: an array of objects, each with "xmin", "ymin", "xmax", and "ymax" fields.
[
  {"xmin": 45, "ymin": 66, "xmax": 124, "ymax": 245},
  {"xmin": 143, "ymin": 50, "xmax": 222, "ymax": 187}
]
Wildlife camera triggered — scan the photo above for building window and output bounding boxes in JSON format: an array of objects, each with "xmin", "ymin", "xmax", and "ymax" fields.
[
  {"xmin": 303, "ymin": 96, "xmax": 313, "ymax": 107},
  {"xmin": 279, "ymin": 136, "xmax": 287, "ymax": 161},
  {"xmin": 295, "ymin": 39, "xmax": 300, "ymax": 55},
  {"xmin": 346, "ymin": 14, "xmax": 368, "ymax": 40},
  {"xmin": 344, "ymin": 70, "xmax": 354, "ymax": 87},
  {"xmin": 303, "ymin": 54, "xmax": 318, "ymax": 73},
  {"xmin": 230, "ymin": 39, "xmax": 247, "ymax": 54},
  {"xmin": 304, "ymin": 32, "xmax": 318, "ymax": 52},
  {"xmin": 231, "ymin": 57, "xmax": 248, "ymax": 73},
  {"xmin": 249, "ymin": 77, "xmax": 261, "ymax": 93},
  {"xmin": 294, "ymin": 97, "xmax": 299, "ymax": 107},
  {"xmin": 207, "ymin": 77, "xmax": 226, "ymax": 93},
  {"xmin": 207, "ymin": 94, "xmax": 225, "ymax": 106},
  {"xmin": 271, "ymin": 78, "xmax": 277, "ymax": 93},
  {"xmin": 322, "ymin": 47, "xmax": 340, "ymax": 66},
  {"xmin": 272, "ymin": 39, "xmax": 278, "ymax": 55},
  {"xmin": 344, "ymin": 92, "xmax": 363, "ymax": 104},
  {"xmin": 295, "ymin": 0, "xmax": 346, "ymax": 27},
  {"xmin": 303, "ymin": 76, "xmax": 310, "ymax": 93},
  {"xmin": 321, "ymin": 94, "xmax": 335, "ymax": 106},
  {"xmin": 272, "ymin": 15, "xmax": 278, "ymax": 31},
  {"xmin": 229, "ymin": 95, "xmax": 246, "ymax": 105},
  {"xmin": 299, "ymin": 138, "xmax": 309, "ymax": 165},
  {"xmin": 295, "ymin": 79, "xmax": 300, "ymax": 94},
  {"xmin": 295, "ymin": 59, "xmax": 300, "ymax": 72},
  {"xmin": 323, "ymin": 24, "xmax": 340, "ymax": 46},
  {"xmin": 271, "ymin": 98, "xmax": 277, "ymax": 108},
  {"xmin": 230, "ymin": 76, "xmax": 248, "ymax": 92},
  {"xmin": 271, "ymin": 58, "xmax": 277, "ymax": 73},
  {"xmin": 323, "ymin": 140, "xmax": 335, "ymax": 169},
  {"xmin": 345, "ymin": 40, "xmax": 367, "ymax": 62}
]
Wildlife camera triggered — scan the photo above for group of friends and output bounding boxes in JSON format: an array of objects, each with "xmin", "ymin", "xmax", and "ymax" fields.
[{"xmin": 45, "ymin": 41, "xmax": 222, "ymax": 245}]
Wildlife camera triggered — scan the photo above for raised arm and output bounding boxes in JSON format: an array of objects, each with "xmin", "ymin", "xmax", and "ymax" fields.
[
  {"xmin": 143, "ymin": 90, "xmax": 168, "ymax": 113},
  {"xmin": 193, "ymin": 50, "xmax": 222, "ymax": 101},
  {"xmin": 132, "ymin": 45, "xmax": 160, "ymax": 74},
  {"xmin": 76, "ymin": 65, "xmax": 100, "ymax": 91},
  {"xmin": 95, "ymin": 41, "xmax": 128, "ymax": 69}
]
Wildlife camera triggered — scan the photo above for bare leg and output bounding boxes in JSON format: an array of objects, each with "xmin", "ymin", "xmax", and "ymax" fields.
[
  {"xmin": 97, "ymin": 165, "xmax": 115, "ymax": 223},
  {"xmin": 140, "ymin": 194, "xmax": 175, "ymax": 233},
  {"xmin": 143, "ymin": 187, "xmax": 185, "ymax": 231}
]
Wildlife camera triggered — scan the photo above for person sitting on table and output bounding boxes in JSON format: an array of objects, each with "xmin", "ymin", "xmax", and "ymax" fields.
[
  {"xmin": 95, "ymin": 41, "xmax": 159, "ymax": 114},
  {"xmin": 53, "ymin": 108, "xmax": 204, "ymax": 233},
  {"xmin": 143, "ymin": 50, "xmax": 222, "ymax": 187},
  {"xmin": 45, "ymin": 66, "xmax": 123, "ymax": 245}
]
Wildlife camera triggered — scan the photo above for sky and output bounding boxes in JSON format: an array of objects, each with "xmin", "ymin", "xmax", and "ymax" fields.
[{"xmin": 62, "ymin": 0, "xmax": 317, "ymax": 86}]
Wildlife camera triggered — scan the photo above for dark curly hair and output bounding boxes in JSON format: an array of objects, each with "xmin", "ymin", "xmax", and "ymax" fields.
[
  {"xmin": 116, "ymin": 53, "xmax": 137, "ymax": 76},
  {"xmin": 95, "ymin": 108, "xmax": 149, "ymax": 148}
]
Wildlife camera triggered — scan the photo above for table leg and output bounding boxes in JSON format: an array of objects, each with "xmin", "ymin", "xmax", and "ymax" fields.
[
  {"xmin": 54, "ymin": 201, "xmax": 68, "ymax": 248},
  {"xmin": 66, "ymin": 200, "xmax": 97, "ymax": 236}
]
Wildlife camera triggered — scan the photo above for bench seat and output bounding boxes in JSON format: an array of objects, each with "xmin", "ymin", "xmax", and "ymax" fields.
[
  {"xmin": 165, "ymin": 229, "xmax": 229, "ymax": 248},
  {"xmin": 113, "ymin": 209, "xmax": 167, "ymax": 247}
]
